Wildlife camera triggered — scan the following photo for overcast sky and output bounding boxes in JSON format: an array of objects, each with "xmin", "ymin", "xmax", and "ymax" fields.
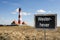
[{"xmin": 0, "ymin": 0, "xmax": 60, "ymax": 26}]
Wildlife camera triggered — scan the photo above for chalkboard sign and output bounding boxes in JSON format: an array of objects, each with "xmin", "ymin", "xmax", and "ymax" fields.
[{"xmin": 35, "ymin": 14, "xmax": 57, "ymax": 29}]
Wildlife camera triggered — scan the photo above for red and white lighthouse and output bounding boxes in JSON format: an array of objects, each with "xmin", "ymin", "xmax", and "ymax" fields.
[{"xmin": 18, "ymin": 8, "xmax": 22, "ymax": 25}]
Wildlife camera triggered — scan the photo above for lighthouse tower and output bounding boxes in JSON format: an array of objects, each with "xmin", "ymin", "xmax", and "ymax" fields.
[{"xmin": 18, "ymin": 8, "xmax": 22, "ymax": 25}]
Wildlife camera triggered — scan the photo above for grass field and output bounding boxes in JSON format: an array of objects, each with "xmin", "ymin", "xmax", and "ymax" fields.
[{"xmin": 0, "ymin": 25, "xmax": 60, "ymax": 40}]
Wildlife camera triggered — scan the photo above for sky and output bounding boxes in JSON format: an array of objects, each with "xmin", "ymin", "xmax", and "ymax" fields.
[{"xmin": 0, "ymin": 0, "xmax": 60, "ymax": 26}]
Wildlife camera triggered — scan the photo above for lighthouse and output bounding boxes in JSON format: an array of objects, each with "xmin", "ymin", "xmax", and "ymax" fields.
[
  {"xmin": 18, "ymin": 8, "xmax": 22, "ymax": 25},
  {"xmin": 11, "ymin": 8, "xmax": 26, "ymax": 26}
]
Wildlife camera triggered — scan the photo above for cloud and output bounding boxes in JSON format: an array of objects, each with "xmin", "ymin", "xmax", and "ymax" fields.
[
  {"xmin": 57, "ymin": 20, "xmax": 60, "ymax": 26},
  {"xmin": 0, "ymin": 17, "xmax": 11, "ymax": 25},
  {"xmin": 11, "ymin": 8, "xmax": 19, "ymax": 14},
  {"xmin": 11, "ymin": 11, "xmax": 17, "ymax": 14},
  {"xmin": 36, "ymin": 9, "xmax": 54, "ymax": 14},
  {"xmin": 11, "ymin": 11, "xmax": 31, "ymax": 16},
  {"xmin": 16, "ymin": 8, "xmax": 19, "ymax": 12},
  {"xmin": 2, "ymin": 1, "xmax": 8, "ymax": 4},
  {"xmin": 1, "ymin": 1, "xmax": 20, "ymax": 6},
  {"xmin": 11, "ymin": 8, "xmax": 31, "ymax": 16},
  {"xmin": 57, "ymin": 22, "xmax": 60, "ymax": 26},
  {"xmin": 37, "ymin": 9, "xmax": 46, "ymax": 13},
  {"xmin": 22, "ymin": 12, "xmax": 31, "ymax": 16}
]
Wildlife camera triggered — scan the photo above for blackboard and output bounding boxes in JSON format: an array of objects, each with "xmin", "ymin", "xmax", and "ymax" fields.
[{"xmin": 35, "ymin": 14, "xmax": 57, "ymax": 29}]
